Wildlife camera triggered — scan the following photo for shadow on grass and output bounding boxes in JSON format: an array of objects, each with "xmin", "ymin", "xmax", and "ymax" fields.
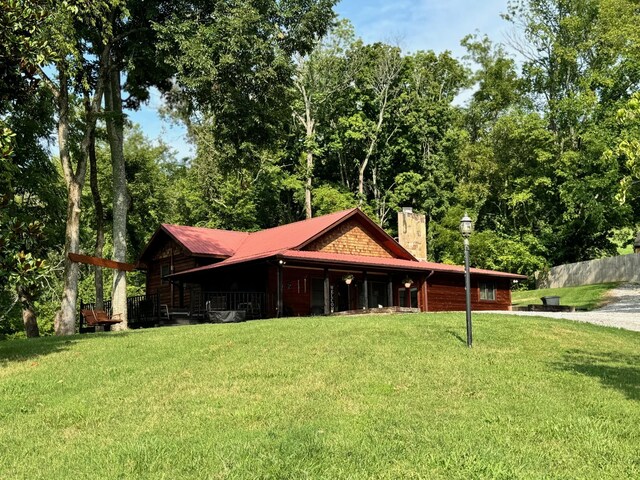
[
  {"xmin": 0, "ymin": 331, "xmax": 131, "ymax": 367},
  {"xmin": 446, "ymin": 330, "xmax": 467, "ymax": 345},
  {"xmin": 555, "ymin": 350, "xmax": 640, "ymax": 401}
]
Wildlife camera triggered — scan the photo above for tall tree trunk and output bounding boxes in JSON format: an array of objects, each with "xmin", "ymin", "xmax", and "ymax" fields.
[
  {"xmin": 358, "ymin": 94, "xmax": 387, "ymax": 203},
  {"xmin": 304, "ymin": 135, "xmax": 314, "ymax": 218},
  {"xmin": 54, "ymin": 70, "xmax": 84, "ymax": 336},
  {"xmin": 18, "ymin": 289, "xmax": 39, "ymax": 338},
  {"xmin": 303, "ymin": 110, "xmax": 315, "ymax": 219},
  {"xmin": 89, "ymin": 129, "xmax": 105, "ymax": 310},
  {"xmin": 56, "ymin": 178, "xmax": 84, "ymax": 335},
  {"xmin": 105, "ymin": 68, "xmax": 128, "ymax": 329},
  {"xmin": 294, "ymin": 80, "xmax": 315, "ymax": 219},
  {"xmin": 49, "ymin": 46, "xmax": 109, "ymax": 335}
]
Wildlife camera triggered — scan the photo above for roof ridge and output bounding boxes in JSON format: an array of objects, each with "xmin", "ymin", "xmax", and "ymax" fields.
[
  {"xmin": 162, "ymin": 223, "xmax": 248, "ymax": 235},
  {"xmin": 229, "ymin": 208, "xmax": 357, "ymax": 254},
  {"xmin": 249, "ymin": 208, "xmax": 357, "ymax": 235}
]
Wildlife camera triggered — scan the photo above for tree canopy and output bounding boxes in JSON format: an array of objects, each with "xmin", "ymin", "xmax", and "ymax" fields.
[{"xmin": 1, "ymin": 0, "xmax": 639, "ymax": 337}]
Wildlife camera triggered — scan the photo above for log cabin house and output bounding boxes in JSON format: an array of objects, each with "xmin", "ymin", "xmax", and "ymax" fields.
[{"xmin": 136, "ymin": 208, "xmax": 526, "ymax": 321}]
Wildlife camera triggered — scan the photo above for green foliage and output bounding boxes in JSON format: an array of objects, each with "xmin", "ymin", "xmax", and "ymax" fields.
[
  {"xmin": 607, "ymin": 92, "xmax": 640, "ymax": 208},
  {"xmin": 311, "ymin": 183, "xmax": 358, "ymax": 215},
  {"xmin": 470, "ymin": 231, "xmax": 548, "ymax": 278},
  {"xmin": 0, "ymin": 80, "xmax": 64, "ymax": 336},
  {"xmin": 0, "ymin": 215, "xmax": 58, "ymax": 335},
  {"xmin": 5, "ymin": 0, "xmax": 640, "ymax": 322}
]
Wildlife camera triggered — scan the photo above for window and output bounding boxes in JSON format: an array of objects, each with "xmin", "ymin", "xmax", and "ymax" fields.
[
  {"xmin": 368, "ymin": 281, "xmax": 388, "ymax": 308},
  {"xmin": 399, "ymin": 287, "xmax": 418, "ymax": 308},
  {"xmin": 161, "ymin": 264, "xmax": 171, "ymax": 285},
  {"xmin": 480, "ymin": 282, "xmax": 496, "ymax": 301}
]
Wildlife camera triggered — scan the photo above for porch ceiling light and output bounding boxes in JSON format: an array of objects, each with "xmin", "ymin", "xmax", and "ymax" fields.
[
  {"xmin": 343, "ymin": 274, "xmax": 354, "ymax": 285},
  {"xmin": 403, "ymin": 276, "xmax": 413, "ymax": 289}
]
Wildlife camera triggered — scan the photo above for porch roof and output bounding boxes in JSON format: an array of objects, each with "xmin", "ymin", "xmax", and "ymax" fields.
[{"xmin": 168, "ymin": 249, "xmax": 527, "ymax": 280}]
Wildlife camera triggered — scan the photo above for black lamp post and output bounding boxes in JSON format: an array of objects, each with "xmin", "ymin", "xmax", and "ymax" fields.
[{"xmin": 460, "ymin": 214, "xmax": 473, "ymax": 347}]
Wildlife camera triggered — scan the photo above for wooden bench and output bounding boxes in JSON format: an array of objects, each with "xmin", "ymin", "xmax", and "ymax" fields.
[{"xmin": 80, "ymin": 309, "xmax": 122, "ymax": 332}]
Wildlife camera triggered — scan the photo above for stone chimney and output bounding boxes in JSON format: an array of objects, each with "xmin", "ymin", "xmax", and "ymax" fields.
[{"xmin": 397, "ymin": 207, "xmax": 427, "ymax": 261}]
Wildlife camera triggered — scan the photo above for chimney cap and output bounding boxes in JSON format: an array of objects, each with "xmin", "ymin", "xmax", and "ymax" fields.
[{"xmin": 402, "ymin": 206, "xmax": 413, "ymax": 214}]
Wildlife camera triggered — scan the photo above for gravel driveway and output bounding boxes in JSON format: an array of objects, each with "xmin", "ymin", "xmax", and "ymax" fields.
[{"xmin": 479, "ymin": 283, "xmax": 640, "ymax": 332}]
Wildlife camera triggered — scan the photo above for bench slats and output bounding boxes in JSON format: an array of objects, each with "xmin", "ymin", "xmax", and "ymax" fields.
[{"xmin": 81, "ymin": 309, "xmax": 123, "ymax": 327}]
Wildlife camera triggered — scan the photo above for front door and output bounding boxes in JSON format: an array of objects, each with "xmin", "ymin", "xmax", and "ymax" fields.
[{"xmin": 310, "ymin": 278, "xmax": 325, "ymax": 315}]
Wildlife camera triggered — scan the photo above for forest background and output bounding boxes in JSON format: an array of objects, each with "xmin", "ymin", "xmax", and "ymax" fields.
[{"xmin": 1, "ymin": 0, "xmax": 639, "ymax": 337}]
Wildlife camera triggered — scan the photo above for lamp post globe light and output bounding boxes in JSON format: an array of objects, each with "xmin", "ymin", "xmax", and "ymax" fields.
[{"xmin": 460, "ymin": 214, "xmax": 473, "ymax": 347}]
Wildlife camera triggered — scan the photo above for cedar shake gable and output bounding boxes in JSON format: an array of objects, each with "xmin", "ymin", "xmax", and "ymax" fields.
[{"xmin": 297, "ymin": 210, "xmax": 415, "ymax": 260}]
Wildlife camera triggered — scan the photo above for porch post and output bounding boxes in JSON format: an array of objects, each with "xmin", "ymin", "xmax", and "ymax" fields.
[
  {"xmin": 277, "ymin": 262, "xmax": 283, "ymax": 317},
  {"xmin": 388, "ymin": 276, "xmax": 393, "ymax": 307},
  {"xmin": 363, "ymin": 271, "xmax": 368, "ymax": 309},
  {"xmin": 421, "ymin": 276, "xmax": 429, "ymax": 312},
  {"xmin": 323, "ymin": 268, "xmax": 330, "ymax": 314}
]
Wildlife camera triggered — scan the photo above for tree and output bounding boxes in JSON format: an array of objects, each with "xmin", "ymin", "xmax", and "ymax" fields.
[
  {"xmin": 504, "ymin": 0, "xmax": 640, "ymax": 261},
  {"xmin": 97, "ymin": 0, "xmax": 180, "ymax": 328},
  {"xmin": 1, "ymin": 1, "xmax": 67, "ymax": 336},
  {"xmin": 33, "ymin": 1, "xmax": 120, "ymax": 335},
  {"xmin": 292, "ymin": 20, "xmax": 357, "ymax": 218},
  {"xmin": 0, "ymin": 88, "xmax": 64, "ymax": 337},
  {"xmin": 156, "ymin": 0, "xmax": 337, "ymax": 228},
  {"xmin": 385, "ymin": 50, "xmax": 468, "ymax": 231},
  {"xmin": 346, "ymin": 43, "xmax": 403, "ymax": 203},
  {"xmin": 607, "ymin": 93, "xmax": 640, "ymax": 208}
]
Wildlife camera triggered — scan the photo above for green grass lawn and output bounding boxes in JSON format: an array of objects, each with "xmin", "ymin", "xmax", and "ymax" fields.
[
  {"xmin": 1, "ymin": 314, "xmax": 639, "ymax": 479},
  {"xmin": 511, "ymin": 282, "xmax": 620, "ymax": 310}
]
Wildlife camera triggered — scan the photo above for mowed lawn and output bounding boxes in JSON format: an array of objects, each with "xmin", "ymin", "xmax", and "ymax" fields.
[
  {"xmin": 1, "ymin": 314, "xmax": 639, "ymax": 479},
  {"xmin": 511, "ymin": 282, "xmax": 620, "ymax": 310}
]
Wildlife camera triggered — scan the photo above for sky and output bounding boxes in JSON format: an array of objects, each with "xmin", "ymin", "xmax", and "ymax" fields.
[{"xmin": 127, "ymin": 0, "xmax": 512, "ymax": 160}]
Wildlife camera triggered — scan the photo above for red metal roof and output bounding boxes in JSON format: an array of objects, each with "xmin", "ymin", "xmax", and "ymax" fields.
[
  {"xmin": 281, "ymin": 251, "xmax": 528, "ymax": 278},
  {"xmin": 231, "ymin": 208, "xmax": 359, "ymax": 260},
  {"xmin": 161, "ymin": 224, "xmax": 249, "ymax": 257},
  {"xmin": 169, "ymin": 248, "xmax": 527, "ymax": 280},
  {"xmin": 147, "ymin": 208, "xmax": 526, "ymax": 281},
  {"xmin": 149, "ymin": 209, "xmax": 358, "ymax": 260}
]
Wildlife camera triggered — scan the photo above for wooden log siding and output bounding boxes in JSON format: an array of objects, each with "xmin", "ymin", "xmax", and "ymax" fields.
[
  {"xmin": 279, "ymin": 268, "xmax": 429, "ymax": 316},
  {"xmin": 281, "ymin": 267, "xmax": 316, "ymax": 317},
  {"xmin": 145, "ymin": 239, "xmax": 197, "ymax": 308},
  {"xmin": 305, "ymin": 220, "xmax": 394, "ymax": 258},
  {"xmin": 426, "ymin": 273, "xmax": 512, "ymax": 311}
]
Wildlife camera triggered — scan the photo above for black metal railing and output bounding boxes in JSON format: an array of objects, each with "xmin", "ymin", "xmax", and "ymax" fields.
[
  {"xmin": 80, "ymin": 292, "xmax": 161, "ymax": 331},
  {"xmin": 191, "ymin": 290, "xmax": 274, "ymax": 320}
]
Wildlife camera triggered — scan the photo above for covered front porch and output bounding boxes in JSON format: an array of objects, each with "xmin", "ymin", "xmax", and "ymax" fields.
[{"xmin": 170, "ymin": 255, "xmax": 429, "ymax": 319}]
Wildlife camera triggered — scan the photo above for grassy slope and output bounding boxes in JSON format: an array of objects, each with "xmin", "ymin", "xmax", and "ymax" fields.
[
  {"xmin": 1, "ymin": 314, "xmax": 639, "ymax": 479},
  {"xmin": 511, "ymin": 283, "xmax": 620, "ymax": 310}
]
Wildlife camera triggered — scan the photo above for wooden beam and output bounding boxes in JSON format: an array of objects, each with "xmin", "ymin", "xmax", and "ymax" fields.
[
  {"xmin": 277, "ymin": 262, "xmax": 284, "ymax": 317},
  {"xmin": 68, "ymin": 253, "xmax": 138, "ymax": 271},
  {"xmin": 363, "ymin": 271, "xmax": 368, "ymax": 309}
]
